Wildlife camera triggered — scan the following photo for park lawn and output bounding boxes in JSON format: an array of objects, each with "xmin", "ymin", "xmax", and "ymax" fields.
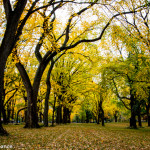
[{"xmin": 0, "ymin": 122, "xmax": 150, "ymax": 150}]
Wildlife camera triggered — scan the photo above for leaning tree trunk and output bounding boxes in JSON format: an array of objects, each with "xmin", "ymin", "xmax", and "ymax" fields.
[
  {"xmin": 44, "ymin": 60, "xmax": 54, "ymax": 127},
  {"xmin": 16, "ymin": 62, "xmax": 40, "ymax": 128},
  {"xmin": 0, "ymin": 59, "xmax": 9, "ymax": 135}
]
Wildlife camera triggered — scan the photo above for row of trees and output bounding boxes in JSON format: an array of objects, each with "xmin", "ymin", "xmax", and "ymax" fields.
[{"xmin": 0, "ymin": 0, "xmax": 150, "ymax": 135}]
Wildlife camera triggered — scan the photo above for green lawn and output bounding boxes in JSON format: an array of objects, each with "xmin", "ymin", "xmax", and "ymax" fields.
[{"xmin": 1, "ymin": 123, "xmax": 150, "ymax": 149}]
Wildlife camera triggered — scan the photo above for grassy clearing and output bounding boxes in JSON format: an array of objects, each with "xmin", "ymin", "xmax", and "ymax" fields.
[{"xmin": 0, "ymin": 122, "xmax": 150, "ymax": 149}]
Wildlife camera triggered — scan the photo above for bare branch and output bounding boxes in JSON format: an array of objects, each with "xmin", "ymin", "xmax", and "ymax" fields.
[{"xmin": 3, "ymin": 0, "xmax": 12, "ymax": 20}]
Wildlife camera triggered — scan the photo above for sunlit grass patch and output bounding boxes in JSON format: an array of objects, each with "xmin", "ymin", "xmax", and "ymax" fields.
[{"xmin": 1, "ymin": 122, "xmax": 150, "ymax": 149}]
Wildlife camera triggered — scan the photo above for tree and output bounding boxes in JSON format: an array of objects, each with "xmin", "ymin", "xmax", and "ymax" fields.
[
  {"xmin": 51, "ymin": 52, "xmax": 93, "ymax": 124},
  {"xmin": 1, "ymin": 0, "xmax": 149, "ymax": 135},
  {"xmin": 100, "ymin": 22, "xmax": 150, "ymax": 128}
]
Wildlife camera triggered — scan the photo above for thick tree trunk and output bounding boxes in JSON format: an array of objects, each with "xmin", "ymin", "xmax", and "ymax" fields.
[
  {"xmin": 63, "ymin": 107, "xmax": 67, "ymax": 124},
  {"xmin": 1, "ymin": 106, "xmax": 7, "ymax": 124},
  {"xmin": 0, "ymin": 122, "xmax": 8, "ymax": 136},
  {"xmin": 138, "ymin": 114, "xmax": 142, "ymax": 127},
  {"xmin": 0, "ymin": 60, "xmax": 9, "ymax": 135},
  {"xmin": 63, "ymin": 107, "xmax": 71, "ymax": 124},
  {"xmin": 114, "ymin": 114, "xmax": 117, "ymax": 122},
  {"xmin": 86, "ymin": 110, "xmax": 90, "ymax": 123},
  {"xmin": 1, "ymin": 89, "xmax": 8, "ymax": 124},
  {"xmin": 16, "ymin": 63, "xmax": 40, "ymax": 128},
  {"xmin": 24, "ymin": 89, "xmax": 40, "ymax": 128},
  {"xmin": 130, "ymin": 96, "xmax": 137, "ymax": 128},
  {"xmin": 56, "ymin": 105, "xmax": 62, "ymax": 124}
]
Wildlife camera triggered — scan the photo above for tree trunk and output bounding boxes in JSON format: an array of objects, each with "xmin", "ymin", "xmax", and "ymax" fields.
[
  {"xmin": 98, "ymin": 100, "xmax": 105, "ymax": 126},
  {"xmin": 0, "ymin": 0, "xmax": 28, "ymax": 135},
  {"xmin": 11, "ymin": 100, "xmax": 15, "ymax": 120},
  {"xmin": 148, "ymin": 115, "xmax": 150, "ymax": 127},
  {"xmin": 146, "ymin": 105, "xmax": 150, "ymax": 126},
  {"xmin": 16, "ymin": 107, "xmax": 27, "ymax": 124},
  {"xmin": 137, "ymin": 104, "xmax": 142, "ymax": 127},
  {"xmin": 147, "ymin": 87, "xmax": 150, "ymax": 127},
  {"xmin": 7, "ymin": 103, "xmax": 11, "ymax": 123},
  {"xmin": 16, "ymin": 62, "xmax": 40, "ymax": 128},
  {"xmin": 114, "ymin": 111, "xmax": 118, "ymax": 122},
  {"xmin": 52, "ymin": 94, "xmax": 56, "ymax": 126},
  {"xmin": 130, "ymin": 95, "xmax": 137, "ymax": 128},
  {"xmin": 63, "ymin": 107, "xmax": 67, "ymax": 124},
  {"xmin": 1, "ymin": 106, "xmax": 7, "ymax": 124},
  {"xmin": 44, "ymin": 73, "xmax": 51, "ymax": 126},
  {"xmin": 44, "ymin": 59, "xmax": 55, "ymax": 127},
  {"xmin": 0, "ymin": 60, "xmax": 9, "ymax": 135},
  {"xmin": 97, "ymin": 113, "xmax": 100, "ymax": 124},
  {"xmin": 63, "ymin": 107, "xmax": 71, "ymax": 124},
  {"xmin": 138, "ymin": 114, "xmax": 142, "ymax": 127},
  {"xmin": 39, "ymin": 112, "xmax": 43, "ymax": 122},
  {"xmin": 86, "ymin": 110, "xmax": 90, "ymax": 123},
  {"xmin": 56, "ymin": 105, "xmax": 62, "ymax": 124},
  {"xmin": 101, "ymin": 108, "xmax": 105, "ymax": 126},
  {"xmin": 24, "ymin": 96, "xmax": 28, "ymax": 123},
  {"xmin": 24, "ymin": 89, "xmax": 40, "ymax": 128}
]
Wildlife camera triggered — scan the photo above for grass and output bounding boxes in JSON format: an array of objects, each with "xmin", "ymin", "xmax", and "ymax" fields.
[{"xmin": 1, "ymin": 122, "xmax": 150, "ymax": 149}]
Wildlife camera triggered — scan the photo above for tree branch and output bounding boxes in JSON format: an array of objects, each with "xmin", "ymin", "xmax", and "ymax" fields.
[{"xmin": 3, "ymin": 0, "xmax": 12, "ymax": 20}]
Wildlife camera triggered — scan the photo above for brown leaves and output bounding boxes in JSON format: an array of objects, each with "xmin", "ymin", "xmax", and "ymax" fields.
[{"xmin": 1, "ymin": 123, "xmax": 150, "ymax": 149}]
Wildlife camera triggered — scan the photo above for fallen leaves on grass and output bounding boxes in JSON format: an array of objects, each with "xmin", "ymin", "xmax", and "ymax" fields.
[{"xmin": 1, "ymin": 123, "xmax": 150, "ymax": 150}]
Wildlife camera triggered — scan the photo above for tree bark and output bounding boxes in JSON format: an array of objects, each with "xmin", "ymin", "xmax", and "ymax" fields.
[
  {"xmin": 16, "ymin": 62, "xmax": 40, "ymax": 128},
  {"xmin": 0, "ymin": 59, "xmax": 9, "ymax": 135},
  {"xmin": 63, "ymin": 107, "xmax": 71, "ymax": 124},
  {"xmin": 1, "ymin": 106, "xmax": 7, "ymax": 124},
  {"xmin": 147, "ymin": 87, "xmax": 150, "ymax": 127},
  {"xmin": 138, "ymin": 114, "xmax": 142, "ymax": 127},
  {"xmin": 0, "ymin": 0, "xmax": 27, "ymax": 136},
  {"xmin": 130, "ymin": 94, "xmax": 137, "ymax": 128},
  {"xmin": 114, "ymin": 111, "xmax": 118, "ymax": 122},
  {"xmin": 101, "ymin": 108, "xmax": 105, "ymax": 126},
  {"xmin": 7, "ymin": 103, "xmax": 11, "ymax": 123},
  {"xmin": 52, "ymin": 94, "xmax": 56, "ymax": 126},
  {"xmin": 56, "ymin": 105, "xmax": 62, "ymax": 124},
  {"xmin": 44, "ymin": 60, "xmax": 55, "ymax": 127}
]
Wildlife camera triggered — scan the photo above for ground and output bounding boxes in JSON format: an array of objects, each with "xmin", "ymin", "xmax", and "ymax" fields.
[{"xmin": 1, "ymin": 122, "xmax": 150, "ymax": 149}]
